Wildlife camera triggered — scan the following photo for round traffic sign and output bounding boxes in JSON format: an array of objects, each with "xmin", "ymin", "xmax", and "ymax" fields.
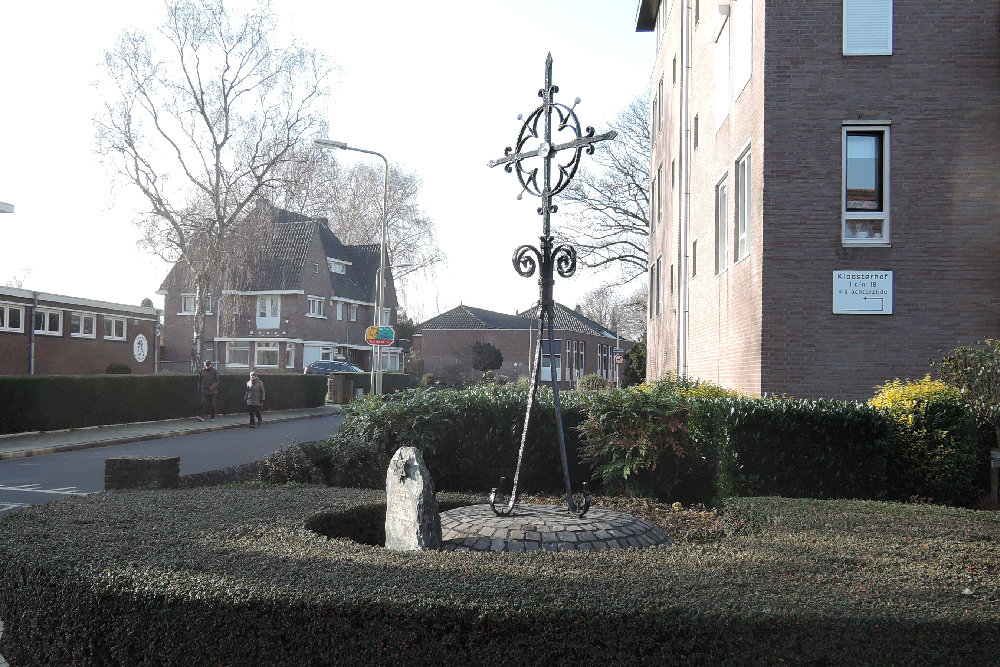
[{"xmin": 614, "ymin": 353, "xmax": 625, "ymax": 365}]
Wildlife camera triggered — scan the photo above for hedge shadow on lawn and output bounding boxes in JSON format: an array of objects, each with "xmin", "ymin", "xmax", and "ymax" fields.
[{"xmin": 0, "ymin": 487, "xmax": 998, "ymax": 665}]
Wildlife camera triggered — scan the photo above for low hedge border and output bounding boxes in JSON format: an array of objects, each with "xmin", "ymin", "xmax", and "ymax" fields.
[
  {"xmin": 0, "ymin": 488, "xmax": 997, "ymax": 665},
  {"xmin": 0, "ymin": 374, "xmax": 328, "ymax": 434}
]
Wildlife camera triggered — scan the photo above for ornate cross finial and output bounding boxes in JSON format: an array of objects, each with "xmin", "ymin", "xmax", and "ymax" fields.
[{"xmin": 486, "ymin": 54, "xmax": 616, "ymax": 518}]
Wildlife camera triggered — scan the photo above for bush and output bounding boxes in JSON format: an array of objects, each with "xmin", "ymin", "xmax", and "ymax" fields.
[
  {"xmin": 321, "ymin": 385, "xmax": 590, "ymax": 493},
  {"xmin": 104, "ymin": 363, "xmax": 132, "ymax": 374},
  {"xmin": 0, "ymin": 373, "xmax": 328, "ymax": 434},
  {"xmin": 871, "ymin": 376, "xmax": 989, "ymax": 506},
  {"xmin": 0, "ymin": 489, "xmax": 997, "ymax": 665},
  {"xmin": 578, "ymin": 373, "xmax": 610, "ymax": 391},
  {"xmin": 718, "ymin": 396, "xmax": 892, "ymax": 501}
]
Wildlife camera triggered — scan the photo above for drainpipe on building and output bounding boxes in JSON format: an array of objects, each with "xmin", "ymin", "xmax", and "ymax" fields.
[
  {"xmin": 215, "ymin": 293, "xmax": 226, "ymax": 370},
  {"xmin": 154, "ymin": 309, "xmax": 161, "ymax": 374},
  {"xmin": 28, "ymin": 292, "xmax": 38, "ymax": 375},
  {"xmin": 677, "ymin": 0, "xmax": 692, "ymax": 379}
]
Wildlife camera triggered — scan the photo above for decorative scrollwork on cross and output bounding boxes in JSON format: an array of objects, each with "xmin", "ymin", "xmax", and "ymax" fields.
[{"xmin": 487, "ymin": 53, "xmax": 615, "ymax": 518}]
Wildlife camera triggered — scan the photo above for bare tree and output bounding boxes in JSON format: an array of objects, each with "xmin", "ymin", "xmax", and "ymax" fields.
[
  {"xmin": 557, "ymin": 94, "xmax": 650, "ymax": 284},
  {"xmin": 269, "ymin": 147, "xmax": 443, "ymax": 303},
  {"xmin": 576, "ymin": 282, "xmax": 648, "ymax": 343},
  {"xmin": 95, "ymin": 0, "xmax": 330, "ymax": 369}
]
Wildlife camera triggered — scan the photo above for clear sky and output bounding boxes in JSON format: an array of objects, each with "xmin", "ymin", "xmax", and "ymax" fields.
[{"xmin": 0, "ymin": 1, "xmax": 653, "ymax": 321}]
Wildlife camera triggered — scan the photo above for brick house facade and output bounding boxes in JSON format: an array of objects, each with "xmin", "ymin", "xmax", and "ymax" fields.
[
  {"xmin": 414, "ymin": 303, "xmax": 628, "ymax": 388},
  {"xmin": 0, "ymin": 287, "xmax": 158, "ymax": 375},
  {"xmin": 638, "ymin": 0, "xmax": 1000, "ymax": 400},
  {"xmin": 158, "ymin": 206, "xmax": 400, "ymax": 374}
]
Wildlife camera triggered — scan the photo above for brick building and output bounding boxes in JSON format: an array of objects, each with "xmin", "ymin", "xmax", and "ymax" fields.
[
  {"xmin": 0, "ymin": 287, "xmax": 158, "ymax": 375},
  {"xmin": 414, "ymin": 303, "xmax": 627, "ymax": 388},
  {"xmin": 637, "ymin": 0, "xmax": 1000, "ymax": 399},
  {"xmin": 158, "ymin": 206, "xmax": 400, "ymax": 374}
]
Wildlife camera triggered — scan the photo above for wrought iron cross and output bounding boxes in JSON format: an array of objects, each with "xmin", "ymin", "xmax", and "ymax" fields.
[{"xmin": 487, "ymin": 53, "xmax": 616, "ymax": 517}]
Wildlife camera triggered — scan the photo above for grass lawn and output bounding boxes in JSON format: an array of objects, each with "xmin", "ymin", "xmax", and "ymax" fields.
[{"xmin": 0, "ymin": 486, "xmax": 997, "ymax": 665}]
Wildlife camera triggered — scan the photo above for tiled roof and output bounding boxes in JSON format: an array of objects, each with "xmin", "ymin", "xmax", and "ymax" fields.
[
  {"xmin": 419, "ymin": 304, "xmax": 532, "ymax": 330},
  {"xmin": 516, "ymin": 302, "xmax": 618, "ymax": 339},
  {"xmin": 159, "ymin": 204, "xmax": 394, "ymax": 306}
]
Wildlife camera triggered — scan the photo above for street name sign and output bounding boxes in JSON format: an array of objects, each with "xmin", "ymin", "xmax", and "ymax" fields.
[{"xmin": 832, "ymin": 271, "xmax": 893, "ymax": 315}]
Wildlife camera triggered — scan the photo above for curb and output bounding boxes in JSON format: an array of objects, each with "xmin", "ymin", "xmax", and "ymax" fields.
[{"xmin": 0, "ymin": 408, "xmax": 341, "ymax": 462}]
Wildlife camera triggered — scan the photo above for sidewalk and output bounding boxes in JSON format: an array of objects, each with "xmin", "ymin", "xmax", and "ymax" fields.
[{"xmin": 0, "ymin": 405, "xmax": 342, "ymax": 461}]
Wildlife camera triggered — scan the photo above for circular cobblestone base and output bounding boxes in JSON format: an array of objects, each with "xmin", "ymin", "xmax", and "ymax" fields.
[{"xmin": 440, "ymin": 503, "xmax": 674, "ymax": 552}]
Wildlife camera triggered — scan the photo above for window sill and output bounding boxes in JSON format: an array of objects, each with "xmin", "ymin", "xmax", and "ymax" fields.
[
  {"xmin": 842, "ymin": 240, "xmax": 890, "ymax": 248},
  {"xmin": 306, "ymin": 314, "xmax": 327, "ymax": 319},
  {"xmin": 0, "ymin": 329, "xmax": 24, "ymax": 334},
  {"xmin": 70, "ymin": 334, "xmax": 97, "ymax": 339},
  {"xmin": 33, "ymin": 331, "xmax": 62, "ymax": 336},
  {"xmin": 104, "ymin": 337, "xmax": 127, "ymax": 342}
]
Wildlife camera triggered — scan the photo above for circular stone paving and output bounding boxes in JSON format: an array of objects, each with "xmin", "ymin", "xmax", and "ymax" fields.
[{"xmin": 440, "ymin": 503, "xmax": 674, "ymax": 553}]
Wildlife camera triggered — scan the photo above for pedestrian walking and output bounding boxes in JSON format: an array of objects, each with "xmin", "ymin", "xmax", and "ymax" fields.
[
  {"xmin": 197, "ymin": 360, "xmax": 220, "ymax": 421},
  {"xmin": 245, "ymin": 371, "xmax": 265, "ymax": 427}
]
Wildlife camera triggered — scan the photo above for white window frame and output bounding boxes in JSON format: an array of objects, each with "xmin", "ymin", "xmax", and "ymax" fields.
[
  {"xmin": 842, "ymin": 123, "xmax": 890, "ymax": 246},
  {"xmin": 691, "ymin": 239, "xmax": 698, "ymax": 278},
  {"xmin": 286, "ymin": 343, "xmax": 296, "ymax": 369},
  {"xmin": 70, "ymin": 312, "xmax": 97, "ymax": 338},
  {"xmin": 320, "ymin": 346, "xmax": 335, "ymax": 361},
  {"xmin": 180, "ymin": 294, "xmax": 196, "ymax": 315},
  {"xmin": 715, "ymin": 175, "xmax": 729, "ymax": 275},
  {"xmin": 656, "ymin": 256, "xmax": 662, "ymax": 316},
  {"xmin": 255, "ymin": 341, "xmax": 279, "ymax": 367},
  {"xmin": 33, "ymin": 308, "xmax": 62, "ymax": 336},
  {"xmin": 735, "ymin": 145, "xmax": 752, "ymax": 261},
  {"xmin": 541, "ymin": 339, "xmax": 562, "ymax": 383},
  {"xmin": 307, "ymin": 296, "xmax": 325, "ymax": 318},
  {"xmin": 227, "ymin": 342, "xmax": 250, "ymax": 367},
  {"xmin": 0, "ymin": 304, "xmax": 24, "ymax": 333},
  {"xmin": 336, "ymin": 302, "xmax": 344, "ymax": 320},
  {"xmin": 843, "ymin": 0, "xmax": 893, "ymax": 56},
  {"xmin": 256, "ymin": 295, "xmax": 280, "ymax": 329},
  {"xmin": 349, "ymin": 304, "xmax": 358, "ymax": 322},
  {"xmin": 103, "ymin": 316, "xmax": 127, "ymax": 341},
  {"xmin": 382, "ymin": 307, "xmax": 392, "ymax": 325}
]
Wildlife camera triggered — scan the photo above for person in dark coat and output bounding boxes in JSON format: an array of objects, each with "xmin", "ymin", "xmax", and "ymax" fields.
[
  {"xmin": 245, "ymin": 371, "xmax": 265, "ymax": 427},
  {"xmin": 197, "ymin": 361, "xmax": 220, "ymax": 421}
]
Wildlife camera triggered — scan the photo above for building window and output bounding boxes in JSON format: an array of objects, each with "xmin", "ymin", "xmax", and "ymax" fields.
[
  {"xmin": 103, "ymin": 316, "xmax": 127, "ymax": 341},
  {"xmin": 736, "ymin": 147, "xmax": 751, "ymax": 260},
  {"xmin": 33, "ymin": 309, "xmax": 62, "ymax": 336},
  {"xmin": 672, "ymin": 55, "xmax": 677, "ymax": 85},
  {"xmin": 227, "ymin": 342, "xmax": 250, "ymax": 366},
  {"xmin": 255, "ymin": 341, "xmax": 278, "ymax": 367},
  {"xmin": 349, "ymin": 304, "xmax": 358, "ymax": 322},
  {"xmin": 180, "ymin": 293, "xmax": 211, "ymax": 314},
  {"xmin": 286, "ymin": 344, "xmax": 296, "ymax": 369},
  {"xmin": 656, "ymin": 256, "xmax": 662, "ymax": 316},
  {"xmin": 382, "ymin": 307, "xmax": 392, "ymax": 324},
  {"xmin": 695, "ymin": 0, "xmax": 700, "ymax": 25},
  {"xmin": 691, "ymin": 240, "xmax": 698, "ymax": 278},
  {"xmin": 649, "ymin": 266, "xmax": 655, "ymax": 320},
  {"xmin": 657, "ymin": 164, "xmax": 663, "ymax": 227},
  {"xmin": 670, "ymin": 264, "xmax": 675, "ymax": 294},
  {"xmin": 70, "ymin": 313, "xmax": 96, "ymax": 338},
  {"xmin": 693, "ymin": 114, "xmax": 699, "ymax": 150},
  {"xmin": 671, "ymin": 158, "xmax": 676, "ymax": 190},
  {"xmin": 328, "ymin": 260, "xmax": 347, "ymax": 274},
  {"xmin": 843, "ymin": 124, "xmax": 890, "ymax": 243},
  {"xmin": 541, "ymin": 339, "xmax": 562, "ymax": 383},
  {"xmin": 0, "ymin": 304, "xmax": 24, "ymax": 333},
  {"xmin": 650, "ymin": 176, "xmax": 658, "ymax": 234},
  {"xmin": 715, "ymin": 177, "xmax": 728, "ymax": 274},
  {"xmin": 320, "ymin": 346, "xmax": 335, "ymax": 361},
  {"xmin": 336, "ymin": 302, "xmax": 344, "ymax": 320},
  {"xmin": 257, "ymin": 295, "xmax": 280, "ymax": 329},
  {"xmin": 843, "ymin": 0, "xmax": 892, "ymax": 56},
  {"xmin": 652, "ymin": 98, "xmax": 658, "ymax": 137},
  {"xmin": 307, "ymin": 296, "xmax": 324, "ymax": 318},
  {"xmin": 658, "ymin": 77, "xmax": 664, "ymax": 128}
]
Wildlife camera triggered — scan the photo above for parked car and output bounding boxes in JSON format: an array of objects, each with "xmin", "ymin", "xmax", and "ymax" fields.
[{"xmin": 304, "ymin": 360, "xmax": 364, "ymax": 375}]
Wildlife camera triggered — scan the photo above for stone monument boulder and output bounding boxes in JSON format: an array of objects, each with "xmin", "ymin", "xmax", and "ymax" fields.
[{"xmin": 385, "ymin": 447, "xmax": 442, "ymax": 551}]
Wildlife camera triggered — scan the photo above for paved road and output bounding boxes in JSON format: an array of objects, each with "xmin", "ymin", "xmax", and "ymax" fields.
[{"xmin": 0, "ymin": 414, "xmax": 342, "ymax": 512}]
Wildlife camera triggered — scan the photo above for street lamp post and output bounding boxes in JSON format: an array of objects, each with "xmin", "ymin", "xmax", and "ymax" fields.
[{"xmin": 314, "ymin": 138, "xmax": 389, "ymax": 395}]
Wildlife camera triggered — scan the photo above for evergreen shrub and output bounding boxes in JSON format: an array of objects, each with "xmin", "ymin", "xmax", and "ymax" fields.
[
  {"xmin": 870, "ymin": 376, "xmax": 991, "ymax": 506},
  {"xmin": 322, "ymin": 385, "xmax": 589, "ymax": 493}
]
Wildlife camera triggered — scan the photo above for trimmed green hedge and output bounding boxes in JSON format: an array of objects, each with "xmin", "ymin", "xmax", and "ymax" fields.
[
  {"xmin": 326, "ymin": 385, "xmax": 589, "ymax": 493},
  {"xmin": 0, "ymin": 489, "xmax": 997, "ymax": 665},
  {"xmin": 0, "ymin": 373, "xmax": 328, "ymax": 434}
]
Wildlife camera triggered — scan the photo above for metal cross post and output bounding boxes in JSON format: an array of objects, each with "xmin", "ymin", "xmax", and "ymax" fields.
[{"xmin": 487, "ymin": 53, "xmax": 616, "ymax": 517}]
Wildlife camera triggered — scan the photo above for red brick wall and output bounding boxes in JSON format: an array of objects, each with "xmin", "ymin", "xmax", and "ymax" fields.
[{"xmin": 646, "ymin": 0, "xmax": 1000, "ymax": 400}]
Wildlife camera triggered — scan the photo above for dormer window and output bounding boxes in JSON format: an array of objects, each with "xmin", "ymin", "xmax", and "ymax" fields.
[
  {"xmin": 327, "ymin": 257, "xmax": 351, "ymax": 274},
  {"xmin": 256, "ymin": 295, "xmax": 280, "ymax": 329}
]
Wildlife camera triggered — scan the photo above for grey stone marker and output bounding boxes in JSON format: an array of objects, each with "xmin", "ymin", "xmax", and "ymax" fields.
[{"xmin": 385, "ymin": 447, "xmax": 442, "ymax": 551}]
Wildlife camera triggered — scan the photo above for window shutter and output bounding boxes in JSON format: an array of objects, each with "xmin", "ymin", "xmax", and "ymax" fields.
[{"xmin": 844, "ymin": 0, "xmax": 892, "ymax": 55}]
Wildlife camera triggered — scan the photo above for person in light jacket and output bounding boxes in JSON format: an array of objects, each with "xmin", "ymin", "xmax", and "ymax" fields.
[{"xmin": 245, "ymin": 371, "xmax": 265, "ymax": 427}]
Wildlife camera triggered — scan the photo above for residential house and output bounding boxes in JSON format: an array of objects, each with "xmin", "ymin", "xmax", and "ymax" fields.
[
  {"xmin": 637, "ymin": 0, "xmax": 1000, "ymax": 400},
  {"xmin": 158, "ymin": 206, "xmax": 400, "ymax": 374},
  {"xmin": 0, "ymin": 287, "xmax": 158, "ymax": 375},
  {"xmin": 414, "ymin": 303, "xmax": 628, "ymax": 388}
]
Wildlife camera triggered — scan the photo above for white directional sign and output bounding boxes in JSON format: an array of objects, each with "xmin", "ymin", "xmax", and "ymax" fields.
[{"xmin": 833, "ymin": 271, "xmax": 893, "ymax": 315}]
